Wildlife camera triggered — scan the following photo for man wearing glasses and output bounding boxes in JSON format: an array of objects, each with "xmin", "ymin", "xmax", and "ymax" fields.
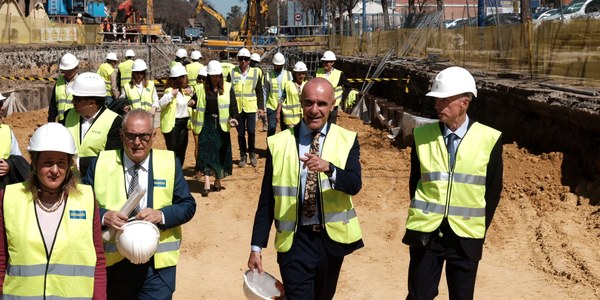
[
  {"xmin": 83, "ymin": 109, "xmax": 196, "ymax": 299},
  {"xmin": 315, "ymin": 50, "xmax": 351, "ymax": 125}
]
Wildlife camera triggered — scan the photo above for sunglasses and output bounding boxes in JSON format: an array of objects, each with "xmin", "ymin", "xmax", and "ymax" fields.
[
  {"xmin": 238, "ymin": 57, "xmax": 251, "ymax": 62},
  {"xmin": 123, "ymin": 132, "xmax": 153, "ymax": 142}
]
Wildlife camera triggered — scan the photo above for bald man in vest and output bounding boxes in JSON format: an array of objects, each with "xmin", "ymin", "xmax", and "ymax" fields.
[{"xmin": 248, "ymin": 78, "xmax": 363, "ymax": 299}]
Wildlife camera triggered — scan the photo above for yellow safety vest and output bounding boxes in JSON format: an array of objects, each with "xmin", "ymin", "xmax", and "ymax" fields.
[
  {"xmin": 221, "ymin": 61, "xmax": 235, "ymax": 80},
  {"xmin": 124, "ymin": 81, "xmax": 155, "ymax": 111},
  {"xmin": 3, "ymin": 183, "xmax": 97, "ymax": 299},
  {"xmin": 65, "ymin": 108, "xmax": 119, "ymax": 157},
  {"xmin": 97, "ymin": 62, "xmax": 115, "ymax": 97},
  {"xmin": 118, "ymin": 59, "xmax": 134, "ymax": 88},
  {"xmin": 169, "ymin": 61, "xmax": 181, "ymax": 68},
  {"xmin": 407, "ymin": 122, "xmax": 501, "ymax": 239},
  {"xmin": 267, "ymin": 124, "xmax": 362, "ymax": 252},
  {"xmin": 266, "ymin": 70, "xmax": 292, "ymax": 110},
  {"xmin": 55, "ymin": 75, "xmax": 74, "ymax": 121},
  {"xmin": 159, "ymin": 87, "xmax": 192, "ymax": 133},
  {"xmin": 281, "ymin": 80, "xmax": 305, "ymax": 127},
  {"xmin": 192, "ymin": 82, "xmax": 232, "ymax": 135},
  {"xmin": 93, "ymin": 150, "xmax": 181, "ymax": 268},
  {"xmin": 186, "ymin": 62, "xmax": 204, "ymax": 87},
  {"xmin": 231, "ymin": 67, "xmax": 260, "ymax": 113},
  {"xmin": 0, "ymin": 125, "xmax": 11, "ymax": 159},
  {"xmin": 316, "ymin": 68, "xmax": 343, "ymax": 107}
]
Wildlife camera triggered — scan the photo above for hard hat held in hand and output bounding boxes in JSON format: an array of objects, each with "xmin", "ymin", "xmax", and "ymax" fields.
[
  {"xmin": 60, "ymin": 53, "xmax": 79, "ymax": 70},
  {"xmin": 243, "ymin": 269, "xmax": 286, "ymax": 300},
  {"xmin": 116, "ymin": 221, "xmax": 160, "ymax": 264},
  {"xmin": 28, "ymin": 123, "xmax": 76, "ymax": 154},
  {"xmin": 426, "ymin": 66, "xmax": 477, "ymax": 98},
  {"xmin": 69, "ymin": 72, "xmax": 106, "ymax": 97}
]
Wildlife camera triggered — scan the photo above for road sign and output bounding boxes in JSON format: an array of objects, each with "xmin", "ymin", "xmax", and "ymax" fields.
[{"xmin": 294, "ymin": 13, "xmax": 302, "ymax": 22}]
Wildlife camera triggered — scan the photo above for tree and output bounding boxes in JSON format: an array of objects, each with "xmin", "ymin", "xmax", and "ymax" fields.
[
  {"xmin": 337, "ymin": 0, "xmax": 360, "ymax": 35},
  {"xmin": 381, "ymin": 0, "xmax": 390, "ymax": 30}
]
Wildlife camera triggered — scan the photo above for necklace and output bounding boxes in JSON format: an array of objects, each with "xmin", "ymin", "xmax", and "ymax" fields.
[{"xmin": 36, "ymin": 192, "xmax": 65, "ymax": 213}]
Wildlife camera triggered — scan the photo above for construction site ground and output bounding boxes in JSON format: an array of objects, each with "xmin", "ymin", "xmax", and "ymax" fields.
[{"xmin": 5, "ymin": 109, "xmax": 600, "ymax": 299}]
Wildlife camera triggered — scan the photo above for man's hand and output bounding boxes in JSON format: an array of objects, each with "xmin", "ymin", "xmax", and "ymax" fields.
[
  {"xmin": 134, "ymin": 208, "xmax": 163, "ymax": 224},
  {"xmin": 0, "ymin": 159, "xmax": 9, "ymax": 177},
  {"xmin": 229, "ymin": 118, "xmax": 239, "ymax": 127},
  {"xmin": 123, "ymin": 105, "xmax": 131, "ymax": 113},
  {"xmin": 103, "ymin": 210, "xmax": 128, "ymax": 230},
  {"xmin": 257, "ymin": 109, "xmax": 265, "ymax": 118},
  {"xmin": 247, "ymin": 251, "xmax": 264, "ymax": 274},
  {"xmin": 300, "ymin": 153, "xmax": 330, "ymax": 173}
]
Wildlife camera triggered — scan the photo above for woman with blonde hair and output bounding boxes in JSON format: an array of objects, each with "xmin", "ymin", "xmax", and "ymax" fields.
[{"xmin": 121, "ymin": 59, "xmax": 158, "ymax": 115}]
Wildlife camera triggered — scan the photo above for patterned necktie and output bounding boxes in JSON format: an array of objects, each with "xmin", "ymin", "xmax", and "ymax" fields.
[
  {"xmin": 446, "ymin": 133, "xmax": 458, "ymax": 169},
  {"xmin": 128, "ymin": 164, "xmax": 141, "ymax": 217},
  {"xmin": 303, "ymin": 132, "xmax": 321, "ymax": 219}
]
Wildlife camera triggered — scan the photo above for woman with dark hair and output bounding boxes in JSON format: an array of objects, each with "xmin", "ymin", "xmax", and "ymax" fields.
[{"xmin": 192, "ymin": 60, "xmax": 238, "ymax": 197}]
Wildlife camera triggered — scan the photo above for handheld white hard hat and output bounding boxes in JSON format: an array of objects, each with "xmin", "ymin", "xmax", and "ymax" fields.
[
  {"xmin": 237, "ymin": 48, "xmax": 251, "ymax": 58},
  {"xmin": 116, "ymin": 221, "xmax": 160, "ymax": 264},
  {"xmin": 59, "ymin": 53, "xmax": 79, "ymax": 70},
  {"xmin": 243, "ymin": 269, "xmax": 285, "ymax": 300},
  {"xmin": 77, "ymin": 13, "xmax": 82, "ymax": 18},
  {"xmin": 125, "ymin": 49, "xmax": 135, "ymax": 57},
  {"xmin": 190, "ymin": 50, "xmax": 202, "ymax": 60},
  {"xmin": 28, "ymin": 123, "xmax": 76, "ymax": 154},
  {"xmin": 293, "ymin": 61, "xmax": 308, "ymax": 72},
  {"xmin": 426, "ymin": 66, "xmax": 477, "ymax": 98},
  {"xmin": 321, "ymin": 50, "xmax": 336, "ymax": 61},
  {"xmin": 69, "ymin": 72, "xmax": 106, "ymax": 97},
  {"xmin": 175, "ymin": 48, "xmax": 188, "ymax": 58},
  {"xmin": 131, "ymin": 59, "xmax": 148, "ymax": 72},
  {"xmin": 198, "ymin": 66, "xmax": 208, "ymax": 77},
  {"xmin": 169, "ymin": 64, "xmax": 187, "ymax": 77},
  {"xmin": 250, "ymin": 53, "xmax": 261, "ymax": 63},
  {"xmin": 0, "ymin": 93, "xmax": 5, "ymax": 101},
  {"xmin": 206, "ymin": 60, "xmax": 223, "ymax": 75},
  {"xmin": 106, "ymin": 52, "xmax": 118, "ymax": 61},
  {"xmin": 272, "ymin": 52, "xmax": 285, "ymax": 65}
]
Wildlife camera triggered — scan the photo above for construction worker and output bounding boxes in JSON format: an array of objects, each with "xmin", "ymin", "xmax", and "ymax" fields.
[
  {"xmin": 76, "ymin": 13, "xmax": 83, "ymax": 25},
  {"xmin": 121, "ymin": 59, "xmax": 158, "ymax": 114},
  {"xmin": 264, "ymin": 52, "xmax": 291, "ymax": 136},
  {"xmin": 170, "ymin": 48, "xmax": 188, "ymax": 68},
  {"xmin": 118, "ymin": 49, "xmax": 135, "ymax": 89},
  {"xmin": 97, "ymin": 52, "xmax": 120, "ymax": 106},
  {"xmin": 48, "ymin": 53, "xmax": 79, "ymax": 122},
  {"xmin": 0, "ymin": 123, "xmax": 106, "ymax": 299},
  {"xmin": 248, "ymin": 78, "xmax": 363, "ymax": 299},
  {"xmin": 403, "ymin": 66, "xmax": 503, "ymax": 299},
  {"xmin": 83, "ymin": 109, "xmax": 196, "ymax": 299},
  {"xmin": 227, "ymin": 48, "xmax": 264, "ymax": 168},
  {"xmin": 61, "ymin": 72, "xmax": 122, "ymax": 177},
  {"xmin": 219, "ymin": 50, "xmax": 235, "ymax": 79},
  {"xmin": 250, "ymin": 53, "xmax": 267, "ymax": 132},
  {"xmin": 277, "ymin": 61, "xmax": 308, "ymax": 130},
  {"xmin": 0, "ymin": 92, "xmax": 29, "ymax": 189},
  {"xmin": 186, "ymin": 50, "xmax": 204, "ymax": 87},
  {"xmin": 316, "ymin": 50, "xmax": 351, "ymax": 125}
]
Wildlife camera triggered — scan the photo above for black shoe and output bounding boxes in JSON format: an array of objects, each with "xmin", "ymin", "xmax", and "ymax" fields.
[
  {"xmin": 201, "ymin": 189, "xmax": 209, "ymax": 197},
  {"xmin": 211, "ymin": 185, "xmax": 224, "ymax": 192}
]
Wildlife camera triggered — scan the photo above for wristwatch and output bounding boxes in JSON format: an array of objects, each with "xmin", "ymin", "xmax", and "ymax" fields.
[{"xmin": 325, "ymin": 162, "xmax": 334, "ymax": 177}]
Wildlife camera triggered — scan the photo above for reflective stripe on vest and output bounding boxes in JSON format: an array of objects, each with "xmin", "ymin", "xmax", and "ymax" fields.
[
  {"xmin": 93, "ymin": 150, "xmax": 181, "ymax": 268},
  {"xmin": 118, "ymin": 59, "xmax": 134, "ymax": 87},
  {"xmin": 266, "ymin": 70, "xmax": 291, "ymax": 110},
  {"xmin": 268, "ymin": 124, "xmax": 362, "ymax": 252},
  {"xmin": 281, "ymin": 81, "xmax": 305, "ymax": 127},
  {"xmin": 316, "ymin": 68, "xmax": 343, "ymax": 107},
  {"xmin": 65, "ymin": 108, "xmax": 119, "ymax": 157},
  {"xmin": 3, "ymin": 183, "xmax": 96, "ymax": 299},
  {"xmin": 124, "ymin": 81, "xmax": 155, "ymax": 111},
  {"xmin": 97, "ymin": 63, "xmax": 115, "ymax": 96},
  {"xmin": 55, "ymin": 75, "xmax": 74, "ymax": 121},
  {"xmin": 407, "ymin": 122, "xmax": 501, "ymax": 239},
  {"xmin": 192, "ymin": 82, "xmax": 232, "ymax": 135},
  {"xmin": 0, "ymin": 125, "xmax": 11, "ymax": 159},
  {"xmin": 186, "ymin": 62, "xmax": 204, "ymax": 86},
  {"xmin": 231, "ymin": 67, "xmax": 259, "ymax": 113},
  {"xmin": 160, "ymin": 87, "xmax": 191, "ymax": 133}
]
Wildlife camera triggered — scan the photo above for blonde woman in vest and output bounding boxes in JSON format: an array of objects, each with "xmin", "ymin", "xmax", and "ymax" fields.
[
  {"xmin": 192, "ymin": 61, "xmax": 238, "ymax": 197},
  {"xmin": 157, "ymin": 64, "xmax": 194, "ymax": 166},
  {"xmin": 121, "ymin": 59, "xmax": 158, "ymax": 115},
  {"xmin": 277, "ymin": 61, "xmax": 308, "ymax": 130},
  {"xmin": 0, "ymin": 123, "xmax": 106, "ymax": 299}
]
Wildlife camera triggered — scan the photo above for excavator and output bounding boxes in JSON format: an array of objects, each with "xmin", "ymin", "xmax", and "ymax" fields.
[{"xmin": 187, "ymin": 0, "xmax": 245, "ymax": 51}]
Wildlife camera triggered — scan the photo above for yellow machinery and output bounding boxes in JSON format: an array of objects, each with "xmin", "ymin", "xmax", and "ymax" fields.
[{"xmin": 189, "ymin": 0, "xmax": 245, "ymax": 50}]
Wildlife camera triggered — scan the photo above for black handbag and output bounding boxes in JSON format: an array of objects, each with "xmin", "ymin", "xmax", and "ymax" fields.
[{"xmin": 402, "ymin": 229, "xmax": 435, "ymax": 248}]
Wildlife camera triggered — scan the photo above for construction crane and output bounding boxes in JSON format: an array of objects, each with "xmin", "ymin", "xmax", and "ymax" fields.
[{"xmin": 239, "ymin": 0, "xmax": 268, "ymax": 45}]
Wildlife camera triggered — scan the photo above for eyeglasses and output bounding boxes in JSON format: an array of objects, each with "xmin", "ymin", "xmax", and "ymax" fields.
[
  {"xmin": 238, "ymin": 57, "xmax": 250, "ymax": 62},
  {"xmin": 123, "ymin": 132, "xmax": 153, "ymax": 142}
]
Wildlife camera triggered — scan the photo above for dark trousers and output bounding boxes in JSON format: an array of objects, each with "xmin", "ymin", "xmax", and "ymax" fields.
[
  {"xmin": 236, "ymin": 111, "xmax": 256, "ymax": 155},
  {"xmin": 163, "ymin": 117, "xmax": 189, "ymax": 167},
  {"xmin": 266, "ymin": 108, "xmax": 277, "ymax": 137},
  {"xmin": 327, "ymin": 106, "xmax": 339, "ymax": 125},
  {"xmin": 406, "ymin": 226, "xmax": 479, "ymax": 300},
  {"xmin": 107, "ymin": 259, "xmax": 174, "ymax": 300},
  {"xmin": 278, "ymin": 226, "xmax": 344, "ymax": 300}
]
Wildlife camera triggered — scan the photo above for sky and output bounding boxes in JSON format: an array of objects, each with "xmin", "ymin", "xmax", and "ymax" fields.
[{"xmin": 208, "ymin": 0, "xmax": 247, "ymax": 17}]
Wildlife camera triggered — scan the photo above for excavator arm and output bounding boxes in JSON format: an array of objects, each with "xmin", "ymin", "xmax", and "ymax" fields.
[{"xmin": 189, "ymin": 0, "xmax": 227, "ymax": 35}]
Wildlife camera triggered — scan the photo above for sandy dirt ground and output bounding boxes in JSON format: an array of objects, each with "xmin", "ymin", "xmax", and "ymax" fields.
[{"xmin": 5, "ymin": 109, "xmax": 600, "ymax": 299}]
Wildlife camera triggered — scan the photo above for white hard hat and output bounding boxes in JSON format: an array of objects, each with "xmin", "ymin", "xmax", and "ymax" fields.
[
  {"xmin": 169, "ymin": 64, "xmax": 187, "ymax": 77},
  {"xmin": 28, "ymin": 123, "xmax": 76, "ymax": 154},
  {"xmin": 250, "ymin": 53, "xmax": 261, "ymax": 63},
  {"xmin": 0, "ymin": 93, "xmax": 5, "ymax": 101},
  {"xmin": 426, "ymin": 66, "xmax": 477, "ymax": 98},
  {"xmin": 190, "ymin": 50, "xmax": 202, "ymax": 60},
  {"xmin": 59, "ymin": 53, "xmax": 79, "ymax": 70},
  {"xmin": 321, "ymin": 50, "xmax": 336, "ymax": 61},
  {"xmin": 116, "ymin": 221, "xmax": 160, "ymax": 264},
  {"xmin": 293, "ymin": 61, "xmax": 308, "ymax": 72},
  {"xmin": 206, "ymin": 60, "xmax": 223, "ymax": 75},
  {"xmin": 77, "ymin": 13, "xmax": 82, "ymax": 18},
  {"xmin": 69, "ymin": 72, "xmax": 106, "ymax": 97},
  {"xmin": 125, "ymin": 49, "xmax": 135, "ymax": 57},
  {"xmin": 106, "ymin": 52, "xmax": 118, "ymax": 61},
  {"xmin": 175, "ymin": 48, "xmax": 188, "ymax": 58},
  {"xmin": 237, "ymin": 48, "xmax": 251, "ymax": 58},
  {"xmin": 131, "ymin": 59, "xmax": 148, "ymax": 72},
  {"xmin": 243, "ymin": 269, "xmax": 285, "ymax": 300},
  {"xmin": 272, "ymin": 52, "xmax": 285, "ymax": 65},
  {"xmin": 198, "ymin": 66, "xmax": 208, "ymax": 77}
]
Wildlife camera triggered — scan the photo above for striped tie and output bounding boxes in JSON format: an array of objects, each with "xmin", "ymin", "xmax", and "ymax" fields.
[
  {"xmin": 128, "ymin": 164, "xmax": 141, "ymax": 217},
  {"xmin": 303, "ymin": 132, "xmax": 321, "ymax": 219}
]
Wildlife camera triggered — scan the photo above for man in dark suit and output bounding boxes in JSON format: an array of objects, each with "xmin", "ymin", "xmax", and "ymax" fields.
[
  {"xmin": 83, "ymin": 109, "xmax": 196, "ymax": 300},
  {"xmin": 248, "ymin": 78, "xmax": 364, "ymax": 300},
  {"xmin": 403, "ymin": 66, "xmax": 503, "ymax": 300}
]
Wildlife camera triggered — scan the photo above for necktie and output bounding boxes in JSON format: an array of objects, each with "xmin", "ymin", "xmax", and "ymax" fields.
[
  {"xmin": 446, "ymin": 133, "xmax": 458, "ymax": 169},
  {"xmin": 128, "ymin": 164, "xmax": 141, "ymax": 217},
  {"xmin": 303, "ymin": 132, "xmax": 321, "ymax": 219}
]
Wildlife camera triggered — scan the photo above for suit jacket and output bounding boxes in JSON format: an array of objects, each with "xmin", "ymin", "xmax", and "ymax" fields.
[
  {"xmin": 82, "ymin": 149, "xmax": 196, "ymax": 291},
  {"xmin": 409, "ymin": 119, "xmax": 503, "ymax": 261},
  {"xmin": 251, "ymin": 123, "xmax": 364, "ymax": 263}
]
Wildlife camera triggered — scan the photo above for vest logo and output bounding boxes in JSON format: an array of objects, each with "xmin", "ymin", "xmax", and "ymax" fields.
[
  {"xmin": 233, "ymin": 79, "xmax": 240, "ymax": 85},
  {"xmin": 91, "ymin": 129, "xmax": 102, "ymax": 135},
  {"xmin": 69, "ymin": 210, "xmax": 86, "ymax": 219},
  {"xmin": 154, "ymin": 179, "xmax": 167, "ymax": 187}
]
